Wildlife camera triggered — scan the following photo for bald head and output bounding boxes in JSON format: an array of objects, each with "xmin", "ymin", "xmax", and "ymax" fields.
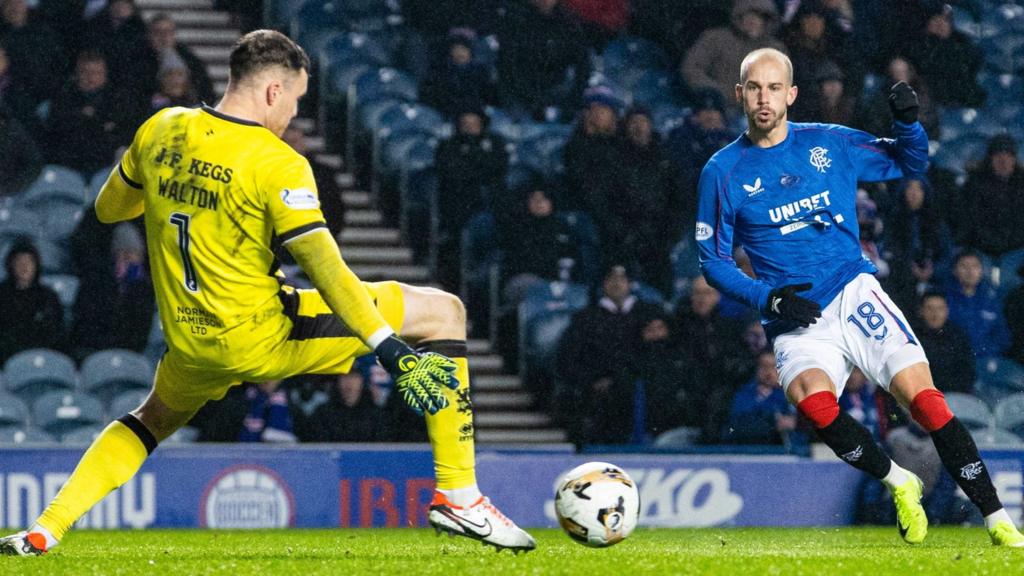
[{"xmin": 740, "ymin": 48, "xmax": 793, "ymax": 86}]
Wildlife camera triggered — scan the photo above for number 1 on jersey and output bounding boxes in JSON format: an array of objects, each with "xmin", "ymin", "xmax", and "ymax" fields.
[{"xmin": 170, "ymin": 212, "xmax": 199, "ymax": 292}]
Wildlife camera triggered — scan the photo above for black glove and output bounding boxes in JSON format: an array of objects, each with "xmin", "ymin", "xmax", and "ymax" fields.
[
  {"xmin": 888, "ymin": 81, "xmax": 919, "ymax": 124},
  {"xmin": 765, "ymin": 283, "xmax": 821, "ymax": 328}
]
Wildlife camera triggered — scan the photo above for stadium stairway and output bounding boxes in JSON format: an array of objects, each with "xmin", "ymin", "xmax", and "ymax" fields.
[{"xmin": 128, "ymin": 3, "xmax": 567, "ymax": 445}]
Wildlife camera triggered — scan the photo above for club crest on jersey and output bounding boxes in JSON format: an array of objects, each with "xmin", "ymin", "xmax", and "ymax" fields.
[
  {"xmin": 809, "ymin": 147, "xmax": 831, "ymax": 173},
  {"xmin": 695, "ymin": 221, "xmax": 714, "ymax": 241},
  {"xmin": 280, "ymin": 187, "xmax": 319, "ymax": 210},
  {"xmin": 742, "ymin": 177, "xmax": 765, "ymax": 196}
]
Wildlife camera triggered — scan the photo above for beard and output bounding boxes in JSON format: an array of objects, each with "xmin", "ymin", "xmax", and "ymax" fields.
[{"xmin": 748, "ymin": 106, "xmax": 784, "ymax": 133}]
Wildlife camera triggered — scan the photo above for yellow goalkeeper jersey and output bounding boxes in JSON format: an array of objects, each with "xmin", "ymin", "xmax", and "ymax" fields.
[{"xmin": 119, "ymin": 105, "xmax": 327, "ymax": 362}]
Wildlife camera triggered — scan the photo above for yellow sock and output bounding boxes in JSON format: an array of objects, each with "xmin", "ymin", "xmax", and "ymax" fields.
[
  {"xmin": 423, "ymin": 345, "xmax": 476, "ymax": 490},
  {"xmin": 35, "ymin": 417, "xmax": 154, "ymax": 541}
]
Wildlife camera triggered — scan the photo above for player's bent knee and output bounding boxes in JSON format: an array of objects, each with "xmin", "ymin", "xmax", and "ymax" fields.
[
  {"xmin": 797, "ymin": 391, "xmax": 840, "ymax": 429},
  {"xmin": 909, "ymin": 388, "xmax": 954, "ymax": 432},
  {"xmin": 399, "ymin": 284, "xmax": 467, "ymax": 341},
  {"xmin": 131, "ymin": 390, "xmax": 197, "ymax": 442}
]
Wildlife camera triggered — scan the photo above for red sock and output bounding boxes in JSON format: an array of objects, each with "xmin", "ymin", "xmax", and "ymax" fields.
[
  {"xmin": 797, "ymin": 391, "xmax": 840, "ymax": 428},
  {"xmin": 909, "ymin": 388, "xmax": 954, "ymax": 432}
]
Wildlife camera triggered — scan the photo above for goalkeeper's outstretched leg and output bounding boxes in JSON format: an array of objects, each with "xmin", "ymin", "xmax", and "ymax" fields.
[{"xmin": 395, "ymin": 284, "xmax": 536, "ymax": 552}]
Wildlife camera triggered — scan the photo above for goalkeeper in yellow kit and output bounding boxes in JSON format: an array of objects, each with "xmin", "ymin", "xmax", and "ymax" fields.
[{"xmin": 1, "ymin": 30, "xmax": 534, "ymax": 555}]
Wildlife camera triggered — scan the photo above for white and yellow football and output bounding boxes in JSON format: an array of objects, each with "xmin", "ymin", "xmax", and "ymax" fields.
[{"xmin": 554, "ymin": 461, "xmax": 640, "ymax": 547}]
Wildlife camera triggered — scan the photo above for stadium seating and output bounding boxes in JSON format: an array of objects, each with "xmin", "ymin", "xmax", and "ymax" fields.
[
  {"xmin": 15, "ymin": 165, "xmax": 87, "ymax": 208},
  {"xmin": 971, "ymin": 427, "xmax": 1024, "ymax": 448},
  {"xmin": 32, "ymin": 391, "xmax": 105, "ymax": 439},
  {"xmin": 932, "ymin": 131, "xmax": 990, "ymax": 175},
  {"xmin": 652, "ymin": 426, "xmax": 702, "ymax": 449},
  {"xmin": 0, "ymin": 392, "xmax": 29, "ymax": 428},
  {"xmin": 108, "ymin": 389, "xmax": 149, "ymax": 419},
  {"xmin": 2, "ymin": 348, "xmax": 78, "ymax": 399},
  {"xmin": 460, "ymin": 211, "xmax": 503, "ymax": 338},
  {"xmin": 165, "ymin": 426, "xmax": 200, "ymax": 444},
  {"xmin": 670, "ymin": 237, "xmax": 702, "ymax": 303},
  {"xmin": 944, "ymin": 391, "xmax": 995, "ymax": 430},
  {"xmin": 562, "ymin": 211, "xmax": 600, "ymax": 286},
  {"xmin": 80, "ymin": 349, "xmax": 155, "ymax": 402},
  {"xmin": 39, "ymin": 274, "xmax": 80, "ymax": 326},
  {"xmin": 600, "ymin": 36, "xmax": 671, "ymax": 79},
  {"xmin": 61, "ymin": 424, "xmax": 106, "ymax": 444},
  {"xmin": 0, "ymin": 206, "xmax": 44, "ymax": 246},
  {"xmin": 0, "ymin": 426, "xmax": 55, "ymax": 445},
  {"xmin": 629, "ymin": 70, "xmax": 681, "ymax": 108},
  {"xmin": 993, "ymin": 392, "xmax": 1024, "ymax": 436},
  {"xmin": 518, "ymin": 281, "xmax": 590, "ymax": 383}
]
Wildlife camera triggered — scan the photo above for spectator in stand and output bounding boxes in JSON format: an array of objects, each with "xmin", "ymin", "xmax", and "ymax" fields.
[
  {"xmin": 82, "ymin": 0, "xmax": 151, "ymax": 102},
  {"xmin": 283, "ymin": 375, "xmax": 330, "ymax": 442},
  {"xmin": 857, "ymin": 56, "xmax": 939, "ymax": 139},
  {"xmin": 884, "ymin": 178, "xmax": 947, "ymax": 311},
  {"xmin": 149, "ymin": 66, "xmax": 198, "ymax": 112},
  {"xmin": 802, "ymin": 61, "xmax": 855, "ymax": 125},
  {"xmin": 630, "ymin": 0, "xmax": 730, "ymax": 64},
  {"xmin": 899, "ymin": 1, "xmax": 984, "ymax": 107},
  {"xmin": 0, "ymin": 41, "xmax": 36, "ymax": 126},
  {"xmin": 419, "ymin": 28, "xmax": 498, "ymax": 119},
  {"xmin": 634, "ymin": 309, "xmax": 705, "ymax": 439},
  {"xmin": 912, "ymin": 290, "xmax": 976, "ymax": 394},
  {"xmin": 1004, "ymin": 267, "xmax": 1024, "ymax": 366},
  {"xmin": 0, "ymin": 0, "xmax": 65, "ymax": 109},
  {"xmin": 946, "ymin": 249, "xmax": 1010, "ymax": 359},
  {"xmin": 665, "ymin": 88, "xmax": 734, "ymax": 227},
  {"xmin": 70, "ymin": 221, "xmax": 154, "ymax": 360},
  {"xmin": 681, "ymin": 0, "xmax": 786, "ymax": 117},
  {"xmin": 239, "ymin": 380, "xmax": 297, "ymax": 443},
  {"xmin": 46, "ymin": 51, "xmax": 139, "ymax": 173},
  {"xmin": 857, "ymin": 187, "xmax": 888, "ymax": 280},
  {"xmin": 402, "ymin": 0, "xmax": 502, "ymax": 41},
  {"xmin": 674, "ymin": 274, "xmax": 747, "ymax": 442},
  {"xmin": 839, "ymin": 368, "xmax": 880, "ymax": 439},
  {"xmin": 0, "ymin": 238, "xmax": 65, "ymax": 363},
  {"xmin": 0, "ymin": 103, "xmax": 42, "ymax": 197},
  {"xmin": 959, "ymin": 135, "xmax": 1024, "ymax": 259},
  {"xmin": 560, "ymin": 0, "xmax": 630, "ymax": 48},
  {"xmin": 434, "ymin": 103, "xmax": 508, "ymax": 291},
  {"xmin": 619, "ymin": 106, "xmax": 680, "ymax": 295},
  {"xmin": 563, "ymin": 86, "xmax": 626, "ymax": 245},
  {"xmin": 497, "ymin": 0, "xmax": 589, "ymax": 120},
  {"xmin": 281, "ymin": 123, "xmax": 346, "ymax": 238},
  {"xmin": 555, "ymin": 263, "xmax": 666, "ymax": 446},
  {"xmin": 307, "ymin": 358, "xmax": 386, "ymax": 442},
  {"xmin": 499, "ymin": 179, "xmax": 582, "ymax": 303},
  {"xmin": 722, "ymin": 350, "xmax": 799, "ymax": 446},
  {"xmin": 142, "ymin": 13, "xmax": 214, "ymax": 105}
]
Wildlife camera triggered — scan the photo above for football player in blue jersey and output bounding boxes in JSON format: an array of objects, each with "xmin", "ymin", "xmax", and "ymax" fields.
[{"xmin": 696, "ymin": 47, "xmax": 1023, "ymax": 547}]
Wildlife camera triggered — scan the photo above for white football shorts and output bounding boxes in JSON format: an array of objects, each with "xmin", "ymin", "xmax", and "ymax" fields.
[{"xmin": 773, "ymin": 273, "xmax": 928, "ymax": 395}]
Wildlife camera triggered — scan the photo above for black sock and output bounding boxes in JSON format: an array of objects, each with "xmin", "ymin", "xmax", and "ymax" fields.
[
  {"xmin": 816, "ymin": 411, "xmax": 892, "ymax": 479},
  {"xmin": 931, "ymin": 416, "xmax": 1002, "ymax": 516}
]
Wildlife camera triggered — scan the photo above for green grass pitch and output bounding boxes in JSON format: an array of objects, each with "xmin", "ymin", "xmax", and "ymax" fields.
[{"xmin": 2, "ymin": 527, "xmax": 1018, "ymax": 575}]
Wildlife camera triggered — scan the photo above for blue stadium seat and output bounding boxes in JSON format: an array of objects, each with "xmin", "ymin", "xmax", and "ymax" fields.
[
  {"xmin": 108, "ymin": 389, "xmax": 149, "ymax": 419},
  {"xmin": 980, "ymin": 73, "xmax": 1024, "ymax": 105},
  {"xmin": 670, "ymin": 237, "xmax": 702, "ymax": 302},
  {"xmin": 563, "ymin": 211, "xmax": 600, "ymax": 285},
  {"xmin": 652, "ymin": 426, "xmax": 701, "ymax": 448},
  {"xmin": 80, "ymin": 349, "xmax": 154, "ymax": 402},
  {"xmin": 0, "ymin": 392, "xmax": 29, "ymax": 428},
  {"xmin": 31, "ymin": 201, "xmax": 85, "ymax": 243},
  {"xmin": 0, "ymin": 426, "xmax": 55, "ymax": 445},
  {"xmin": 0, "ymin": 206, "xmax": 44, "ymax": 245},
  {"xmin": 39, "ymin": 274, "xmax": 79, "ymax": 313},
  {"xmin": 348, "ymin": 98, "xmax": 406, "ymax": 169},
  {"xmin": 61, "ymin": 424, "xmax": 106, "ymax": 444},
  {"xmin": 972, "ymin": 427, "xmax": 1024, "ymax": 448},
  {"xmin": 86, "ymin": 167, "xmax": 112, "ymax": 206},
  {"xmin": 348, "ymin": 67, "xmax": 418, "ymax": 115},
  {"xmin": 3, "ymin": 348, "xmax": 77, "ymax": 398},
  {"xmin": 932, "ymin": 132, "xmax": 990, "ymax": 174},
  {"xmin": 518, "ymin": 281, "xmax": 590, "ymax": 382},
  {"xmin": 32, "ymin": 391, "xmax": 105, "ymax": 439},
  {"xmin": 515, "ymin": 125, "xmax": 571, "ymax": 177},
  {"xmin": 34, "ymin": 237, "xmax": 70, "ymax": 275},
  {"xmin": 164, "ymin": 425, "xmax": 200, "ymax": 444},
  {"xmin": 980, "ymin": 31, "xmax": 1024, "ymax": 73},
  {"xmin": 976, "ymin": 356, "xmax": 1024, "ymax": 390},
  {"xmin": 651, "ymin": 104, "xmax": 690, "ymax": 135},
  {"xmin": 944, "ymin": 391, "xmax": 994, "ymax": 431},
  {"xmin": 15, "ymin": 165, "xmax": 86, "ymax": 208},
  {"xmin": 319, "ymin": 30, "xmax": 392, "ymax": 74},
  {"xmin": 460, "ymin": 211, "xmax": 502, "ymax": 301},
  {"xmin": 994, "ymin": 392, "xmax": 1024, "ymax": 437},
  {"xmin": 629, "ymin": 70, "xmax": 681, "ymax": 108},
  {"xmin": 486, "ymin": 106, "xmax": 519, "ymax": 141},
  {"xmin": 398, "ymin": 163, "xmax": 439, "ymax": 266},
  {"xmin": 601, "ymin": 36, "xmax": 671, "ymax": 76}
]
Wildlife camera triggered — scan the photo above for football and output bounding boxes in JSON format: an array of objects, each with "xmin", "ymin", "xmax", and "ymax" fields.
[{"xmin": 554, "ymin": 461, "xmax": 640, "ymax": 547}]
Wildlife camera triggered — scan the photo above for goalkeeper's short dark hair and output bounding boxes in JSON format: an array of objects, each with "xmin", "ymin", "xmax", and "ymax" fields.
[{"xmin": 229, "ymin": 29, "xmax": 309, "ymax": 83}]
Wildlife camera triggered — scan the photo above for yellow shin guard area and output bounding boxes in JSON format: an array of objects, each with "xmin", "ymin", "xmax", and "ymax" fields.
[
  {"xmin": 423, "ymin": 347, "xmax": 476, "ymax": 490},
  {"xmin": 36, "ymin": 418, "xmax": 152, "ymax": 541}
]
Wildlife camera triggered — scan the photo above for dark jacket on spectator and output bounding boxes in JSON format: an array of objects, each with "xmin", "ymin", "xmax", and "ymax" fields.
[
  {"xmin": 82, "ymin": 7, "xmax": 151, "ymax": 101},
  {"xmin": 913, "ymin": 320, "xmax": 976, "ymax": 394},
  {"xmin": 0, "ymin": 14, "xmax": 65, "ymax": 104},
  {"xmin": 420, "ymin": 60, "xmax": 497, "ymax": 119},
  {"xmin": 0, "ymin": 239, "xmax": 65, "ymax": 363},
  {"xmin": 900, "ymin": 19, "xmax": 985, "ymax": 107},
  {"xmin": 0, "ymin": 107, "xmax": 43, "ymax": 196},
  {"xmin": 563, "ymin": 127, "xmax": 627, "ymax": 244},
  {"xmin": 497, "ymin": 1, "xmax": 589, "ymax": 116},
  {"xmin": 47, "ymin": 81, "xmax": 138, "ymax": 173},
  {"xmin": 140, "ymin": 44, "xmax": 215, "ymax": 105},
  {"xmin": 436, "ymin": 130, "xmax": 509, "ymax": 240},
  {"xmin": 308, "ymin": 383, "xmax": 383, "ymax": 442},
  {"xmin": 959, "ymin": 161, "xmax": 1024, "ymax": 257}
]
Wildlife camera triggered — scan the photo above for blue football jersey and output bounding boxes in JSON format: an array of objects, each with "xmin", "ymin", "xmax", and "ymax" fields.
[{"xmin": 696, "ymin": 121, "xmax": 929, "ymax": 336}]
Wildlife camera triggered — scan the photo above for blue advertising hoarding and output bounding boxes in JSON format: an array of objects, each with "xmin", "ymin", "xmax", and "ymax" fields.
[{"xmin": 0, "ymin": 446, "xmax": 1019, "ymax": 529}]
